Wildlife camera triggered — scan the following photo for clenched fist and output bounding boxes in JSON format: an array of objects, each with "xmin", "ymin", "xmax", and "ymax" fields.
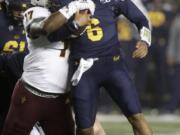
[{"xmin": 132, "ymin": 41, "xmax": 148, "ymax": 59}]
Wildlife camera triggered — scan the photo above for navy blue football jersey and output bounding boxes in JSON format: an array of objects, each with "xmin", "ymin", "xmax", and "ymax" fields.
[
  {"xmin": 0, "ymin": 51, "xmax": 27, "ymax": 79},
  {"xmin": 0, "ymin": 10, "xmax": 27, "ymax": 53},
  {"xmin": 58, "ymin": 0, "xmax": 150, "ymax": 59}
]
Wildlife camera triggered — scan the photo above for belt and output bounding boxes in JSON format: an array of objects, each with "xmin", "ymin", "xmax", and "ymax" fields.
[
  {"xmin": 71, "ymin": 55, "xmax": 120, "ymax": 86},
  {"xmin": 73, "ymin": 55, "xmax": 121, "ymax": 65},
  {"xmin": 21, "ymin": 79, "xmax": 62, "ymax": 98}
]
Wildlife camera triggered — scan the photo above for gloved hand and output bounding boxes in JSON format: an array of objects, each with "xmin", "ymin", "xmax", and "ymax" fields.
[{"xmin": 59, "ymin": 0, "xmax": 95, "ymax": 19}]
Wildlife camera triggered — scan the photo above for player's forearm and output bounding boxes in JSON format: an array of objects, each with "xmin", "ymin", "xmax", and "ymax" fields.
[
  {"xmin": 47, "ymin": 17, "xmax": 75, "ymax": 42},
  {"xmin": 28, "ymin": 0, "xmax": 95, "ymax": 39},
  {"xmin": 122, "ymin": 0, "xmax": 150, "ymax": 29},
  {"xmin": 48, "ymin": 16, "xmax": 89, "ymax": 42},
  {"xmin": 44, "ymin": 0, "xmax": 95, "ymax": 35},
  {"xmin": 43, "ymin": 11, "xmax": 67, "ymax": 34},
  {"xmin": 116, "ymin": 0, "xmax": 151, "ymax": 45},
  {"xmin": 28, "ymin": 12, "xmax": 67, "ymax": 38}
]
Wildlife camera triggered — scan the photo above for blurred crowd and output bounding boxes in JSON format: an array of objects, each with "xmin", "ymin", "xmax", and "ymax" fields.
[{"xmin": 99, "ymin": 0, "xmax": 180, "ymax": 115}]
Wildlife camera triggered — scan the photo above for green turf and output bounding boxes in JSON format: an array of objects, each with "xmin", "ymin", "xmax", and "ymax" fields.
[{"xmin": 102, "ymin": 122, "xmax": 180, "ymax": 135}]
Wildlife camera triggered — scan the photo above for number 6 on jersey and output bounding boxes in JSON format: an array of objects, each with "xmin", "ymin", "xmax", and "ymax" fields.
[{"xmin": 86, "ymin": 18, "xmax": 104, "ymax": 42}]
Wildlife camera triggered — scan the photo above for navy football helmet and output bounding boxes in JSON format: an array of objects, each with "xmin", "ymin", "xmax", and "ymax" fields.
[{"xmin": 5, "ymin": 0, "xmax": 30, "ymax": 22}]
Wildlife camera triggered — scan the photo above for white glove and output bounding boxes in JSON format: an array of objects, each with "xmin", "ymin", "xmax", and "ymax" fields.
[
  {"xmin": 59, "ymin": 0, "xmax": 95, "ymax": 19},
  {"xmin": 71, "ymin": 58, "xmax": 98, "ymax": 86},
  {"xmin": 77, "ymin": 0, "xmax": 95, "ymax": 15},
  {"xmin": 29, "ymin": 123, "xmax": 45, "ymax": 135}
]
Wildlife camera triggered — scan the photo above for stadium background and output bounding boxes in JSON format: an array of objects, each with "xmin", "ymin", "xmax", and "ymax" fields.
[{"xmin": 0, "ymin": 0, "xmax": 180, "ymax": 134}]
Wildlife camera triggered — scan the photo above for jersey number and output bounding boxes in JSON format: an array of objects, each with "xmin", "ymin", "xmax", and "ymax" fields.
[
  {"xmin": 3, "ymin": 41, "xmax": 26, "ymax": 52},
  {"xmin": 86, "ymin": 18, "xmax": 103, "ymax": 42},
  {"xmin": 24, "ymin": 10, "xmax": 33, "ymax": 22}
]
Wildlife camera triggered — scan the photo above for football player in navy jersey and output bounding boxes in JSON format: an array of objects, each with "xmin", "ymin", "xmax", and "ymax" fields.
[
  {"xmin": 38, "ymin": 0, "xmax": 153, "ymax": 135},
  {"xmin": 0, "ymin": 1, "xmax": 28, "ymax": 131},
  {"xmin": 0, "ymin": 1, "xmax": 27, "ymax": 53}
]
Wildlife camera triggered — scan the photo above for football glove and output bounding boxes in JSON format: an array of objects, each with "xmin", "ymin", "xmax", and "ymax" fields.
[{"xmin": 59, "ymin": 0, "xmax": 95, "ymax": 19}]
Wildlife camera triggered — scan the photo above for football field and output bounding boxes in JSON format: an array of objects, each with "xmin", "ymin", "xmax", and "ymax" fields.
[{"xmin": 98, "ymin": 114, "xmax": 180, "ymax": 135}]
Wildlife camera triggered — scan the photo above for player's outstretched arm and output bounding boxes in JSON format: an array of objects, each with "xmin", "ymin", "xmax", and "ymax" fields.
[
  {"xmin": 113, "ymin": 0, "xmax": 151, "ymax": 58},
  {"xmin": 43, "ymin": 0, "xmax": 95, "ymax": 34},
  {"xmin": 42, "ymin": 11, "xmax": 67, "ymax": 35},
  {"xmin": 48, "ymin": 10, "xmax": 91, "ymax": 42}
]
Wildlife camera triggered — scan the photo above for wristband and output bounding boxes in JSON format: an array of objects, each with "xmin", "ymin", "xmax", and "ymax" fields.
[{"xmin": 140, "ymin": 26, "xmax": 151, "ymax": 46}]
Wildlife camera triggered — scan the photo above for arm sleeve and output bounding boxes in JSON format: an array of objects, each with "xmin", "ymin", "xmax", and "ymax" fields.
[{"xmin": 113, "ymin": 0, "xmax": 150, "ymax": 30}]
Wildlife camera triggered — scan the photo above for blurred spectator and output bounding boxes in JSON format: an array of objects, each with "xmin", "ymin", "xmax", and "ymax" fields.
[
  {"xmin": 161, "ymin": 0, "xmax": 180, "ymax": 114},
  {"xmin": 135, "ymin": 0, "xmax": 176, "ymax": 108}
]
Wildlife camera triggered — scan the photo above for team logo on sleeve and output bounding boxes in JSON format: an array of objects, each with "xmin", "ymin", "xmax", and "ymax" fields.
[
  {"xmin": 21, "ymin": 96, "xmax": 27, "ymax": 104},
  {"xmin": 113, "ymin": 55, "xmax": 120, "ymax": 62}
]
